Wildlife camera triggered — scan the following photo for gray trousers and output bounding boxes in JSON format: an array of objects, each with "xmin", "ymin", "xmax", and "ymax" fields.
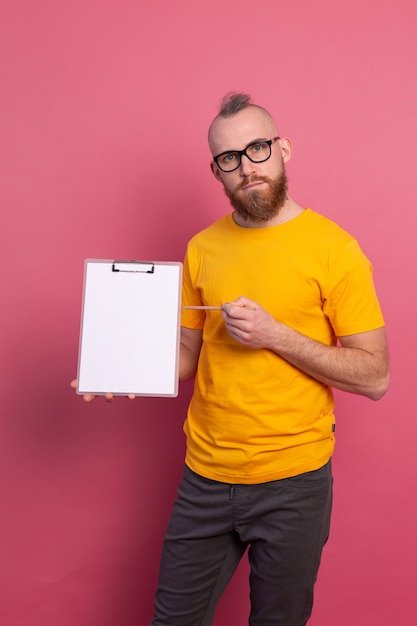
[{"xmin": 151, "ymin": 461, "xmax": 333, "ymax": 626}]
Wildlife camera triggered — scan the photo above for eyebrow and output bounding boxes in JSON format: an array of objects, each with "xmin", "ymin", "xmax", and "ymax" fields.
[{"xmin": 218, "ymin": 137, "xmax": 270, "ymax": 155}]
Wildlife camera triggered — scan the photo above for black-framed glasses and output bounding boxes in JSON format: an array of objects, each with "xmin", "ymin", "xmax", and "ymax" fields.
[{"xmin": 213, "ymin": 136, "xmax": 280, "ymax": 172}]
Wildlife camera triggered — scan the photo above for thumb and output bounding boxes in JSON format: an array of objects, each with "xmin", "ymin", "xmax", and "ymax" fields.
[{"xmin": 228, "ymin": 296, "xmax": 258, "ymax": 310}]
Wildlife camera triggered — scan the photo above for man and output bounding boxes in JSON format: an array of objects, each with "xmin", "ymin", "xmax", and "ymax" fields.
[{"xmin": 150, "ymin": 93, "xmax": 389, "ymax": 625}]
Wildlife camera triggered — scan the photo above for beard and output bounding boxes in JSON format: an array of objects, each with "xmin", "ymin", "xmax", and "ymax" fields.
[{"xmin": 224, "ymin": 168, "xmax": 288, "ymax": 223}]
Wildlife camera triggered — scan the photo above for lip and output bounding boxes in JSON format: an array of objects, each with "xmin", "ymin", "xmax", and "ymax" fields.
[{"xmin": 241, "ymin": 181, "xmax": 265, "ymax": 191}]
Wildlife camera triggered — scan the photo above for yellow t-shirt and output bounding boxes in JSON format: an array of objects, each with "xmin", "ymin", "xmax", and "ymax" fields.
[{"xmin": 181, "ymin": 209, "xmax": 385, "ymax": 484}]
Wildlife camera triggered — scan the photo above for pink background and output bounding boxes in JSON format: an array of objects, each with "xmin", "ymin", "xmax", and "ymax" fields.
[{"xmin": 1, "ymin": 1, "xmax": 415, "ymax": 624}]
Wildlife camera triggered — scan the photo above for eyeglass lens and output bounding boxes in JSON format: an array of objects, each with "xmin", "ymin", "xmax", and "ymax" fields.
[{"xmin": 216, "ymin": 141, "xmax": 272, "ymax": 172}]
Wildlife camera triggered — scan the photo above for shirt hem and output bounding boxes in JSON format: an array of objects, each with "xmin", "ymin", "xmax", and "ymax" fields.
[{"xmin": 185, "ymin": 453, "xmax": 334, "ymax": 485}]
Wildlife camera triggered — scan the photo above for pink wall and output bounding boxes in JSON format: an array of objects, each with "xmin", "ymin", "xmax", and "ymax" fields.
[{"xmin": 1, "ymin": 1, "xmax": 416, "ymax": 624}]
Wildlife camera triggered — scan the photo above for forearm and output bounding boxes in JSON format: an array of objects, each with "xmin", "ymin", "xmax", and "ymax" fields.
[
  {"xmin": 179, "ymin": 327, "xmax": 203, "ymax": 381},
  {"xmin": 267, "ymin": 323, "xmax": 389, "ymax": 400},
  {"xmin": 179, "ymin": 345, "xmax": 199, "ymax": 380},
  {"xmin": 222, "ymin": 298, "xmax": 389, "ymax": 400}
]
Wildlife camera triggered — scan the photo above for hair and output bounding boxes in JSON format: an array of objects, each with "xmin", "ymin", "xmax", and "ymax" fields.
[
  {"xmin": 218, "ymin": 92, "xmax": 253, "ymax": 117},
  {"xmin": 208, "ymin": 92, "xmax": 279, "ymax": 150}
]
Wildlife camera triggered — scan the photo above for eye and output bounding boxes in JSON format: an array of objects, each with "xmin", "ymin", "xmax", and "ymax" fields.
[
  {"xmin": 249, "ymin": 142, "xmax": 267, "ymax": 154},
  {"xmin": 221, "ymin": 153, "xmax": 237, "ymax": 163}
]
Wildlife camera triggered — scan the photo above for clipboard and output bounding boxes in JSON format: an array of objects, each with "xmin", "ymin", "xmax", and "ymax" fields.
[{"xmin": 76, "ymin": 259, "xmax": 183, "ymax": 397}]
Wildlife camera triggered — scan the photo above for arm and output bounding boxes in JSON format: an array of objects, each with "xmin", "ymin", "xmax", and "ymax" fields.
[
  {"xmin": 222, "ymin": 297, "xmax": 390, "ymax": 401},
  {"xmin": 179, "ymin": 326, "xmax": 203, "ymax": 380}
]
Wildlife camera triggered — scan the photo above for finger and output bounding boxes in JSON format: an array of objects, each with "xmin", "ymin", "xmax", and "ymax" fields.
[
  {"xmin": 224, "ymin": 305, "xmax": 255, "ymax": 321},
  {"xmin": 104, "ymin": 393, "xmax": 114, "ymax": 403},
  {"xmin": 83, "ymin": 394, "xmax": 96, "ymax": 402},
  {"xmin": 230, "ymin": 296, "xmax": 258, "ymax": 308},
  {"xmin": 223, "ymin": 303, "xmax": 246, "ymax": 317},
  {"xmin": 128, "ymin": 394, "xmax": 136, "ymax": 400},
  {"xmin": 70, "ymin": 379, "xmax": 78, "ymax": 389}
]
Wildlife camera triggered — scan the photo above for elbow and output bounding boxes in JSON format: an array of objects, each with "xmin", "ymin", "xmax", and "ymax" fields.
[
  {"xmin": 179, "ymin": 365, "xmax": 198, "ymax": 381},
  {"xmin": 367, "ymin": 369, "xmax": 390, "ymax": 401}
]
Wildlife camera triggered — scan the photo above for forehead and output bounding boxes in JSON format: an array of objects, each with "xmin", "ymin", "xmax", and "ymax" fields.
[{"xmin": 208, "ymin": 106, "xmax": 277, "ymax": 155}]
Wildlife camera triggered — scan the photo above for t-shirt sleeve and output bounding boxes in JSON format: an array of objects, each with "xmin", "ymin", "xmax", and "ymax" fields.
[
  {"xmin": 323, "ymin": 238, "xmax": 385, "ymax": 336},
  {"xmin": 181, "ymin": 242, "xmax": 206, "ymax": 330}
]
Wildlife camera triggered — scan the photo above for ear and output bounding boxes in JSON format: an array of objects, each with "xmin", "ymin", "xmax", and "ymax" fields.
[
  {"xmin": 279, "ymin": 137, "xmax": 293, "ymax": 164},
  {"xmin": 210, "ymin": 161, "xmax": 223, "ymax": 182}
]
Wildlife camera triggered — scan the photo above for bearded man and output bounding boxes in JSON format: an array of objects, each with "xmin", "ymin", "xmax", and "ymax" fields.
[{"xmin": 150, "ymin": 92, "xmax": 390, "ymax": 626}]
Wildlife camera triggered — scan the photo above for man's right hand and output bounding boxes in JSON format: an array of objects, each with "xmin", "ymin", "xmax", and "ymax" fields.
[{"xmin": 70, "ymin": 380, "xmax": 135, "ymax": 402}]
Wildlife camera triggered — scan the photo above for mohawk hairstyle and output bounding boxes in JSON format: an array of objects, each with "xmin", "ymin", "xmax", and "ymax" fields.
[{"xmin": 219, "ymin": 92, "xmax": 253, "ymax": 117}]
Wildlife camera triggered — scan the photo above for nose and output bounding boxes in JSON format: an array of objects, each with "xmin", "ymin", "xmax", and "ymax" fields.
[{"xmin": 239, "ymin": 154, "xmax": 256, "ymax": 177}]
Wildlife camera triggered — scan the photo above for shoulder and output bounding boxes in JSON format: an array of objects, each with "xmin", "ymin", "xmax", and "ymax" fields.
[
  {"xmin": 303, "ymin": 209, "xmax": 355, "ymax": 244},
  {"xmin": 187, "ymin": 215, "xmax": 231, "ymax": 249}
]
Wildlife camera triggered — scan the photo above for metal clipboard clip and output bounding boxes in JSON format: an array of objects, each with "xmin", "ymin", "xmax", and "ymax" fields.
[{"xmin": 111, "ymin": 260, "xmax": 155, "ymax": 274}]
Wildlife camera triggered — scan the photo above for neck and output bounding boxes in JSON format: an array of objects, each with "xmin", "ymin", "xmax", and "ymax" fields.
[{"xmin": 232, "ymin": 196, "xmax": 305, "ymax": 228}]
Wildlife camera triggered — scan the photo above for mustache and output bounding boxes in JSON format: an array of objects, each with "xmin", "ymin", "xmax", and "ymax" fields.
[{"xmin": 237, "ymin": 175, "xmax": 271, "ymax": 191}]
